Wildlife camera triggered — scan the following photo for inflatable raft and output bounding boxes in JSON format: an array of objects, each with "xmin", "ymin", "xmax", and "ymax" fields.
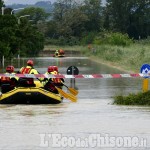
[
  {"xmin": 53, "ymin": 54, "xmax": 65, "ymax": 57},
  {"xmin": 53, "ymin": 49, "xmax": 65, "ymax": 57},
  {"xmin": 0, "ymin": 81, "xmax": 63, "ymax": 104}
]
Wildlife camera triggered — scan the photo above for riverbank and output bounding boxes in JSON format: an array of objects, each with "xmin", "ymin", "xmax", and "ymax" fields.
[
  {"xmin": 81, "ymin": 42, "xmax": 150, "ymax": 73},
  {"xmin": 44, "ymin": 40, "xmax": 150, "ymax": 73}
]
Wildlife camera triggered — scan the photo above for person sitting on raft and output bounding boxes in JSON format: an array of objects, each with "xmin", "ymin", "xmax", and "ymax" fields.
[
  {"xmin": 43, "ymin": 66, "xmax": 64, "ymax": 94},
  {"xmin": 18, "ymin": 59, "xmax": 39, "ymax": 87},
  {"xmin": 0, "ymin": 66, "xmax": 18, "ymax": 93}
]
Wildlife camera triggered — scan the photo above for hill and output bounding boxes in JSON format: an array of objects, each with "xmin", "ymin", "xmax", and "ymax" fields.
[{"xmin": 6, "ymin": 1, "xmax": 53, "ymax": 13}]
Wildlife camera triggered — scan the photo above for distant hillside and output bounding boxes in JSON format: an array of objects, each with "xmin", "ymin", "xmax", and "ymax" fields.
[{"xmin": 6, "ymin": 1, "xmax": 53, "ymax": 13}]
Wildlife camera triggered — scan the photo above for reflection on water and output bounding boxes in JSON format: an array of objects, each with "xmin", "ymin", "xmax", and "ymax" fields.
[{"xmin": 0, "ymin": 57, "xmax": 150, "ymax": 150}]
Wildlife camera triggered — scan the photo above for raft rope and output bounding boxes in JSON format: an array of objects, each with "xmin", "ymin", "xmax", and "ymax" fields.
[{"xmin": 0, "ymin": 73, "xmax": 147, "ymax": 79}]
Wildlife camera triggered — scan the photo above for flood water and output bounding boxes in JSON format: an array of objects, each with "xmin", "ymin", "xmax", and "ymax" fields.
[{"xmin": 0, "ymin": 57, "xmax": 150, "ymax": 150}]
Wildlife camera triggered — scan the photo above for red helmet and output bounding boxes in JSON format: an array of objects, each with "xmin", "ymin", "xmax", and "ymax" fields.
[
  {"xmin": 6, "ymin": 65, "xmax": 14, "ymax": 73},
  {"xmin": 47, "ymin": 66, "xmax": 54, "ymax": 73},
  {"xmin": 27, "ymin": 60, "xmax": 34, "ymax": 66},
  {"xmin": 53, "ymin": 66, "xmax": 58, "ymax": 72},
  {"xmin": 59, "ymin": 49, "xmax": 64, "ymax": 54}
]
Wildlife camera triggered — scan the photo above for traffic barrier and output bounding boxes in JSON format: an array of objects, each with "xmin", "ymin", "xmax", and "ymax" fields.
[
  {"xmin": 0, "ymin": 73, "xmax": 145, "ymax": 79},
  {"xmin": 0, "ymin": 73, "xmax": 148, "ymax": 92}
]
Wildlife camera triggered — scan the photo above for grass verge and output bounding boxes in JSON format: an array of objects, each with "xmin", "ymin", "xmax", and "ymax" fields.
[{"xmin": 114, "ymin": 91, "xmax": 150, "ymax": 106}]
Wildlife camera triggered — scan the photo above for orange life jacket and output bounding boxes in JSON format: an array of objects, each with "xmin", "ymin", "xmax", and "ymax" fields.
[
  {"xmin": 20, "ymin": 67, "xmax": 34, "ymax": 85},
  {"xmin": 1, "ymin": 76, "xmax": 16, "ymax": 89},
  {"xmin": 21, "ymin": 67, "xmax": 32, "ymax": 74},
  {"xmin": 1, "ymin": 76, "xmax": 11, "ymax": 82},
  {"xmin": 51, "ymin": 71, "xmax": 62, "ymax": 84}
]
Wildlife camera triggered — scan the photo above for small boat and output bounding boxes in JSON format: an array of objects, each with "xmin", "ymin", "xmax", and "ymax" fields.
[
  {"xmin": 53, "ymin": 49, "xmax": 65, "ymax": 57},
  {"xmin": 0, "ymin": 81, "xmax": 63, "ymax": 104},
  {"xmin": 53, "ymin": 54, "xmax": 65, "ymax": 57}
]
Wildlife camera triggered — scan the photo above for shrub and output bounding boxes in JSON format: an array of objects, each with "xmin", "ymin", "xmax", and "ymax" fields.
[
  {"xmin": 94, "ymin": 31, "xmax": 133, "ymax": 46},
  {"xmin": 80, "ymin": 32, "xmax": 97, "ymax": 45},
  {"xmin": 114, "ymin": 91, "xmax": 150, "ymax": 105}
]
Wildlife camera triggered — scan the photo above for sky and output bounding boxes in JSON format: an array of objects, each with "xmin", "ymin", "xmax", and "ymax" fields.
[
  {"xmin": 4, "ymin": 0, "xmax": 106, "ymax": 5},
  {"xmin": 4, "ymin": 0, "xmax": 56, "ymax": 5}
]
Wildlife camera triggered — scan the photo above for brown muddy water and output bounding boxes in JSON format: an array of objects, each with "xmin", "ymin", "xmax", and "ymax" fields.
[{"xmin": 0, "ymin": 57, "xmax": 150, "ymax": 150}]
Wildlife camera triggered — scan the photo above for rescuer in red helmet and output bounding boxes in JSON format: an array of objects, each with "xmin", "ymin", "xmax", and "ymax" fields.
[
  {"xmin": 43, "ymin": 66, "xmax": 64, "ymax": 93},
  {"xmin": 47, "ymin": 66, "xmax": 54, "ymax": 73},
  {"xmin": 0, "ymin": 65, "xmax": 18, "ymax": 93},
  {"xmin": 20, "ymin": 59, "xmax": 39, "ymax": 74},
  {"xmin": 6, "ymin": 65, "xmax": 15, "ymax": 73},
  {"xmin": 19, "ymin": 59, "xmax": 39, "ymax": 87},
  {"xmin": 59, "ymin": 49, "xmax": 65, "ymax": 55},
  {"xmin": 53, "ymin": 66, "xmax": 58, "ymax": 72}
]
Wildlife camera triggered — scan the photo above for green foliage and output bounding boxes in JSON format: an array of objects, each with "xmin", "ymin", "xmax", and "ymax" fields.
[
  {"xmin": 0, "ymin": 0, "xmax": 4, "ymax": 7},
  {"xmin": 94, "ymin": 31, "xmax": 133, "ymax": 46},
  {"xmin": 80, "ymin": 32, "xmax": 97, "ymax": 45},
  {"xmin": 52, "ymin": 0, "xmax": 88, "ymax": 41},
  {"xmin": 16, "ymin": 7, "xmax": 49, "ymax": 24},
  {"xmin": 18, "ymin": 24, "xmax": 44, "ymax": 56},
  {"xmin": 0, "ymin": 11, "xmax": 44, "ymax": 58},
  {"xmin": 114, "ymin": 91, "xmax": 150, "ymax": 106},
  {"xmin": 81, "ymin": 0, "xmax": 102, "ymax": 32},
  {"xmin": 0, "ymin": 15, "xmax": 20, "ymax": 58},
  {"xmin": 104, "ymin": 0, "xmax": 150, "ymax": 39},
  {"xmin": 0, "ymin": 41, "xmax": 10, "ymax": 57}
]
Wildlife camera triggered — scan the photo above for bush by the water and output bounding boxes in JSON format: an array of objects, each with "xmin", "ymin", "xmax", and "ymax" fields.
[
  {"xmin": 94, "ymin": 31, "xmax": 133, "ymax": 46},
  {"xmin": 114, "ymin": 91, "xmax": 150, "ymax": 105}
]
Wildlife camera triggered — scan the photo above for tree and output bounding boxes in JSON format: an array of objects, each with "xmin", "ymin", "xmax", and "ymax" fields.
[
  {"xmin": 0, "ymin": 15, "xmax": 19, "ymax": 59},
  {"xmin": 0, "ymin": 1, "xmax": 45, "ymax": 59},
  {"xmin": 0, "ymin": 0, "xmax": 4, "ymax": 8},
  {"xmin": 16, "ymin": 7, "xmax": 49, "ymax": 24},
  {"xmin": 81, "ymin": 0, "xmax": 103, "ymax": 32},
  {"xmin": 104, "ymin": 0, "xmax": 150, "ymax": 39},
  {"xmin": 52, "ymin": 0, "xmax": 88, "ymax": 39},
  {"xmin": 129, "ymin": 0, "xmax": 150, "ymax": 38},
  {"xmin": 15, "ymin": 16, "xmax": 44, "ymax": 56}
]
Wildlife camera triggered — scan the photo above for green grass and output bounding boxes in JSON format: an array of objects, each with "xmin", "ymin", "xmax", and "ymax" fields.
[
  {"xmin": 81, "ymin": 42, "xmax": 150, "ymax": 73},
  {"xmin": 114, "ymin": 91, "xmax": 150, "ymax": 106},
  {"xmin": 44, "ymin": 45, "xmax": 85, "ymax": 51},
  {"xmin": 44, "ymin": 40, "xmax": 150, "ymax": 73},
  {"xmin": 44, "ymin": 41, "xmax": 150, "ymax": 73}
]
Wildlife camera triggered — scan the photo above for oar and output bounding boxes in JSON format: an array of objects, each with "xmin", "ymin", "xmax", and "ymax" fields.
[
  {"xmin": 55, "ymin": 86, "xmax": 77, "ymax": 102},
  {"xmin": 67, "ymin": 93, "xmax": 77, "ymax": 102},
  {"xmin": 45, "ymin": 80, "xmax": 77, "ymax": 102},
  {"xmin": 62, "ymin": 83, "xmax": 78, "ymax": 96}
]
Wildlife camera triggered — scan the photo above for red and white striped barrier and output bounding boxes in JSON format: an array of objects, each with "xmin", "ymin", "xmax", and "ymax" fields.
[{"xmin": 0, "ymin": 73, "xmax": 146, "ymax": 79}]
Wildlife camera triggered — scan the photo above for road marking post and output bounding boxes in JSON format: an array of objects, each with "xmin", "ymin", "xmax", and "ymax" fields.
[{"xmin": 143, "ymin": 79, "xmax": 149, "ymax": 92}]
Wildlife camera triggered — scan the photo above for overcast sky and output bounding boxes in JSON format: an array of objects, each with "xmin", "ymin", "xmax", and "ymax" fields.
[
  {"xmin": 4, "ymin": 0, "xmax": 56, "ymax": 5},
  {"xmin": 4, "ymin": 0, "xmax": 106, "ymax": 5}
]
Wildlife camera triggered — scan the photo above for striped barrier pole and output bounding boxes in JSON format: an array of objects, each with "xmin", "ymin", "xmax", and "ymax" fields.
[
  {"xmin": 0, "ymin": 73, "xmax": 148, "ymax": 92},
  {"xmin": 0, "ymin": 73, "xmax": 146, "ymax": 79}
]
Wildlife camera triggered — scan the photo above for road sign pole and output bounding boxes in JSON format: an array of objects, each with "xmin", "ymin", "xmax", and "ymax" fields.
[
  {"xmin": 140, "ymin": 64, "xmax": 150, "ymax": 92},
  {"xmin": 67, "ymin": 66, "xmax": 79, "ymax": 89},
  {"xmin": 143, "ymin": 78, "xmax": 149, "ymax": 92}
]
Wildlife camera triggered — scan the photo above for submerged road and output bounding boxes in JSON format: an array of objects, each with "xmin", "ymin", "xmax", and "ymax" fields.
[{"xmin": 0, "ymin": 57, "xmax": 149, "ymax": 150}]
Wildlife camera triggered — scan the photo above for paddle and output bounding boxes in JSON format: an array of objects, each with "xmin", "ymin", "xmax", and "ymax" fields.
[
  {"xmin": 55, "ymin": 86, "xmax": 77, "ymax": 102},
  {"xmin": 62, "ymin": 83, "xmax": 78, "ymax": 96},
  {"xmin": 43, "ymin": 80, "xmax": 77, "ymax": 102},
  {"xmin": 35, "ymin": 72, "xmax": 77, "ymax": 102}
]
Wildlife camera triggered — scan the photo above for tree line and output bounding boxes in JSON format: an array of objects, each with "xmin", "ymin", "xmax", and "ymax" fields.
[{"xmin": 0, "ymin": 0, "xmax": 149, "ymax": 59}]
